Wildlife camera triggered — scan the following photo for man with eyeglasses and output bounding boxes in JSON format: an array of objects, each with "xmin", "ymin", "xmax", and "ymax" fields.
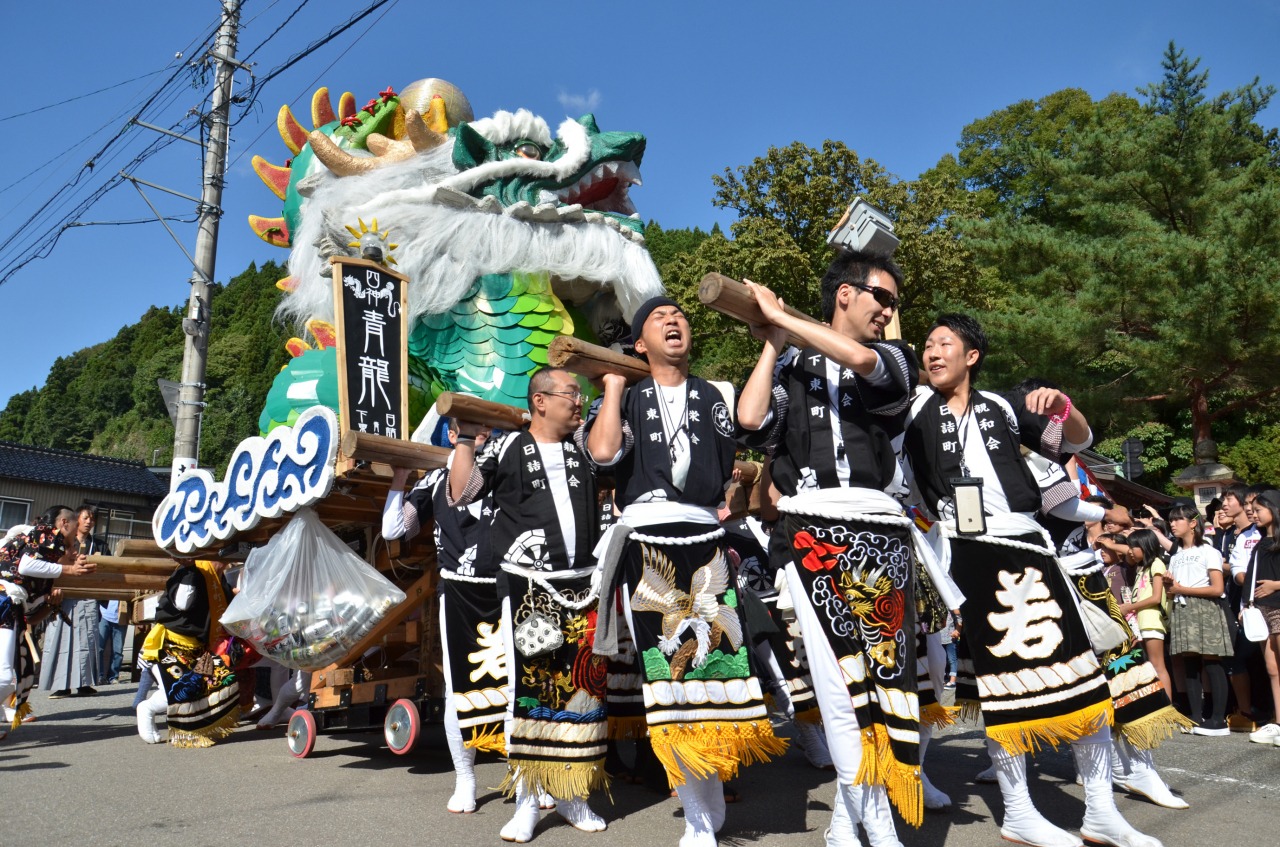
[
  {"xmin": 736, "ymin": 251, "xmax": 943, "ymax": 847},
  {"xmin": 449, "ymin": 367, "xmax": 610, "ymax": 843},
  {"xmin": 585, "ymin": 296, "xmax": 784, "ymax": 847}
]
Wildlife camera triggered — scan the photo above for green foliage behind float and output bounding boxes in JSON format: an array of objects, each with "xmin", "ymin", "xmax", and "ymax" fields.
[
  {"xmin": 0, "ymin": 261, "xmax": 290, "ymax": 474},
  {"xmin": 937, "ymin": 43, "xmax": 1280, "ymax": 457}
]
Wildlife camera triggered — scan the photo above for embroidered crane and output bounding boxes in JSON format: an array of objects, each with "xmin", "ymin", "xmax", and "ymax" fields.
[{"xmin": 630, "ymin": 545, "xmax": 743, "ymax": 679}]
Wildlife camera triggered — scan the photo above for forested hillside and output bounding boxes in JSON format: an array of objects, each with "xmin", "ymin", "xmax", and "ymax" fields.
[{"xmin": 0, "ymin": 261, "xmax": 290, "ymax": 472}]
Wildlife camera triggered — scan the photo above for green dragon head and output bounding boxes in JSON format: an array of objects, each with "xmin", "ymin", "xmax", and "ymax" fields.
[{"xmin": 250, "ymin": 80, "xmax": 665, "ymax": 431}]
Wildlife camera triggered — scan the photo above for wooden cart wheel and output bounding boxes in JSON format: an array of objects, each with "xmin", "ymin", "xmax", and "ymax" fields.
[
  {"xmin": 287, "ymin": 709, "xmax": 317, "ymax": 758},
  {"xmin": 384, "ymin": 698, "xmax": 420, "ymax": 755}
]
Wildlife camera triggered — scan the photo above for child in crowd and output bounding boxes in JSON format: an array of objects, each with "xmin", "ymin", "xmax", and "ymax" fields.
[{"xmin": 1122, "ymin": 529, "xmax": 1172, "ymax": 700}]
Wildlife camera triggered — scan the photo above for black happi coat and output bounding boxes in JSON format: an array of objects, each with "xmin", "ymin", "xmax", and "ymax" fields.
[
  {"xmin": 154, "ymin": 566, "xmax": 223, "ymax": 640},
  {"xmin": 468, "ymin": 430, "xmax": 599, "ymax": 586},
  {"xmin": 408, "ymin": 467, "xmax": 492, "ymax": 579},
  {"xmin": 904, "ymin": 389, "xmax": 1057, "ymax": 519},
  {"xmin": 768, "ymin": 342, "xmax": 916, "ymax": 497},
  {"xmin": 604, "ymin": 375, "xmax": 737, "ymax": 510}
]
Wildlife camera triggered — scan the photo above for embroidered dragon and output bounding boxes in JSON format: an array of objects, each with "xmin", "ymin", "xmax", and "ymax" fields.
[{"xmin": 248, "ymin": 78, "xmax": 663, "ymax": 433}]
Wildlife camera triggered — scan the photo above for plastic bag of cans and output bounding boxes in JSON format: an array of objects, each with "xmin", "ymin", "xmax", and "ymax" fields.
[{"xmin": 220, "ymin": 508, "xmax": 406, "ymax": 671}]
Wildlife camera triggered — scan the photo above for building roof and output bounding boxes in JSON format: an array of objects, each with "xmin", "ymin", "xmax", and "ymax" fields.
[{"xmin": 0, "ymin": 441, "xmax": 167, "ymax": 499}]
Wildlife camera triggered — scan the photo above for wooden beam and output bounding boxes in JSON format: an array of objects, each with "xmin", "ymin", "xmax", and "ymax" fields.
[
  {"xmin": 58, "ymin": 588, "xmax": 141, "ymax": 601},
  {"xmin": 112, "ymin": 539, "xmax": 168, "ymax": 558},
  {"xmin": 435, "ymin": 392, "xmax": 530, "ymax": 431},
  {"xmin": 340, "ymin": 430, "xmax": 450, "ymax": 470},
  {"xmin": 547, "ymin": 336, "xmax": 651, "ymax": 384},
  {"xmin": 63, "ymin": 573, "xmax": 169, "ymax": 592},
  {"xmin": 86, "ymin": 556, "xmax": 179, "ymax": 576},
  {"xmin": 698, "ymin": 273, "xmax": 824, "ymax": 348}
]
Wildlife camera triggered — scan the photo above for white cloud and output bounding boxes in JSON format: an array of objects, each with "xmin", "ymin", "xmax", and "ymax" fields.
[{"xmin": 557, "ymin": 88, "xmax": 602, "ymax": 114}]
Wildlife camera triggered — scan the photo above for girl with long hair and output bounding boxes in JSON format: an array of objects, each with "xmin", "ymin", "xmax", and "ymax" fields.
[
  {"xmin": 1163, "ymin": 504, "xmax": 1234, "ymax": 736},
  {"xmin": 1243, "ymin": 489, "xmax": 1280, "ymax": 746},
  {"xmin": 1121, "ymin": 529, "xmax": 1173, "ymax": 700}
]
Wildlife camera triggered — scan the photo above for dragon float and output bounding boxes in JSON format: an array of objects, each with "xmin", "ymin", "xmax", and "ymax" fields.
[{"xmin": 249, "ymin": 77, "xmax": 663, "ymax": 433}]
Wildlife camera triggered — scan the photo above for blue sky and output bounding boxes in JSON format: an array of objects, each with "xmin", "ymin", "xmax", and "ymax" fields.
[{"xmin": 0, "ymin": 0, "xmax": 1276, "ymax": 433}]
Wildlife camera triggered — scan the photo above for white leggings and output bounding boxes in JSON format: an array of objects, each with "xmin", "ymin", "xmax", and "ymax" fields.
[
  {"xmin": 0, "ymin": 625, "xmax": 16, "ymax": 721},
  {"xmin": 785, "ymin": 562, "xmax": 866, "ymax": 783}
]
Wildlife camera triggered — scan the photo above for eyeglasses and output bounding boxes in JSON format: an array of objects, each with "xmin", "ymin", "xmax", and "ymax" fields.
[
  {"xmin": 851, "ymin": 282, "xmax": 900, "ymax": 311},
  {"xmin": 541, "ymin": 390, "xmax": 584, "ymax": 402}
]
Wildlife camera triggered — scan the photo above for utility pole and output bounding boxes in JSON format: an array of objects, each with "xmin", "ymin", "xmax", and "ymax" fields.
[{"xmin": 172, "ymin": 0, "xmax": 241, "ymax": 484}]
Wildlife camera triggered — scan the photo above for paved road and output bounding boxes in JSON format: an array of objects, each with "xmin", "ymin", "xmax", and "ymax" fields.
[{"xmin": 7, "ymin": 684, "xmax": 1279, "ymax": 846}]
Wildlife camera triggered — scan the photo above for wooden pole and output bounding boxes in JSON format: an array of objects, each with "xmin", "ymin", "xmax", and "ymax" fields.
[
  {"xmin": 340, "ymin": 430, "xmax": 450, "ymax": 470},
  {"xmin": 547, "ymin": 336, "xmax": 651, "ymax": 383},
  {"xmin": 697, "ymin": 273, "xmax": 825, "ymax": 348},
  {"xmin": 434, "ymin": 392, "xmax": 530, "ymax": 431},
  {"xmin": 86, "ymin": 556, "xmax": 180, "ymax": 576},
  {"xmin": 58, "ymin": 588, "xmax": 143, "ymax": 602},
  {"xmin": 61, "ymin": 573, "xmax": 169, "ymax": 592}
]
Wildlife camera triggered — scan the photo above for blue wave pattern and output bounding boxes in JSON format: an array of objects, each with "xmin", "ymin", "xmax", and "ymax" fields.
[
  {"xmin": 525, "ymin": 706, "xmax": 608, "ymax": 723},
  {"xmin": 153, "ymin": 406, "xmax": 338, "ymax": 554}
]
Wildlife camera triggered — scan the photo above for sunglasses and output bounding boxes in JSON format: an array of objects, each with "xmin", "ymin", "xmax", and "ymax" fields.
[{"xmin": 851, "ymin": 282, "xmax": 900, "ymax": 311}]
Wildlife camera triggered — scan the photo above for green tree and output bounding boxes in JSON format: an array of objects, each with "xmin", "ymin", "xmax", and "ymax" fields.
[
  {"xmin": 949, "ymin": 43, "xmax": 1280, "ymax": 449},
  {"xmin": 660, "ymin": 141, "xmax": 979, "ymax": 382}
]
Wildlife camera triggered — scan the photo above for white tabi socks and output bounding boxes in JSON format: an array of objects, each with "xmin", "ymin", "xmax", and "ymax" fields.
[
  {"xmin": 919, "ymin": 722, "xmax": 952, "ymax": 811},
  {"xmin": 443, "ymin": 705, "xmax": 477, "ymax": 813},
  {"xmin": 1111, "ymin": 736, "xmax": 1187, "ymax": 810},
  {"xmin": 1074, "ymin": 739, "xmax": 1163, "ymax": 847},
  {"xmin": 988, "ymin": 740, "xmax": 1082, "ymax": 847},
  {"xmin": 499, "ymin": 780, "xmax": 542, "ymax": 843},
  {"xmin": 555, "ymin": 796, "xmax": 607, "ymax": 833},
  {"xmin": 136, "ymin": 689, "xmax": 167, "ymax": 744},
  {"xmin": 825, "ymin": 783, "xmax": 903, "ymax": 847},
  {"xmin": 675, "ymin": 765, "xmax": 719, "ymax": 847}
]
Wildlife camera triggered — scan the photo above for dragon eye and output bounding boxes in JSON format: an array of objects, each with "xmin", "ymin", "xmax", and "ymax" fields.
[{"xmin": 514, "ymin": 142, "xmax": 542, "ymax": 160}]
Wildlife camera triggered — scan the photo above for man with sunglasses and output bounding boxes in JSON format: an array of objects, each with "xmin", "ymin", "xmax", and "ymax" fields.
[
  {"xmin": 449, "ymin": 367, "xmax": 610, "ymax": 843},
  {"xmin": 737, "ymin": 251, "xmax": 945, "ymax": 847}
]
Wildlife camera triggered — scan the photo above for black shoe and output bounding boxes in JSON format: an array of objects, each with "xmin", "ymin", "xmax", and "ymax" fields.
[
  {"xmin": 75, "ymin": 686, "xmax": 98, "ymax": 696},
  {"xmin": 47, "ymin": 690, "xmax": 71, "ymax": 699},
  {"xmin": 1192, "ymin": 719, "xmax": 1229, "ymax": 737}
]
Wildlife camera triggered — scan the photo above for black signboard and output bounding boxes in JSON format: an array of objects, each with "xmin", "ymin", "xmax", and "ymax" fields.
[{"xmin": 331, "ymin": 257, "xmax": 409, "ymax": 440}]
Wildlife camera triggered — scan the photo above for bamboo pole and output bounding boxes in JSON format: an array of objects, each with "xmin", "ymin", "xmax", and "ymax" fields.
[
  {"xmin": 697, "ymin": 273, "xmax": 824, "ymax": 347},
  {"xmin": 340, "ymin": 430, "xmax": 450, "ymax": 470},
  {"xmin": 547, "ymin": 336, "xmax": 651, "ymax": 384},
  {"xmin": 434, "ymin": 392, "xmax": 530, "ymax": 431}
]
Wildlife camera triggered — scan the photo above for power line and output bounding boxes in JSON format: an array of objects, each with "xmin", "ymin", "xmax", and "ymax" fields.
[
  {"xmin": 235, "ymin": 0, "xmax": 396, "ymax": 121},
  {"xmin": 0, "ymin": 21, "xmax": 223, "ymax": 278},
  {"xmin": 242, "ymin": 0, "xmax": 312, "ymax": 63},
  {"xmin": 0, "ymin": 69, "xmax": 170, "ymax": 125},
  {"xmin": 227, "ymin": 0, "xmax": 399, "ymax": 171}
]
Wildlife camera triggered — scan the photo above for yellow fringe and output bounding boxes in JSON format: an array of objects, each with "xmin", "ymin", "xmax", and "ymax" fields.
[
  {"xmin": 606, "ymin": 715, "xmax": 649, "ymax": 741},
  {"xmin": 1119, "ymin": 706, "xmax": 1195, "ymax": 750},
  {"xmin": 955, "ymin": 698, "xmax": 983, "ymax": 725},
  {"xmin": 168, "ymin": 706, "xmax": 240, "ymax": 749},
  {"xmin": 465, "ymin": 722, "xmax": 507, "ymax": 754},
  {"xmin": 10, "ymin": 700, "xmax": 32, "ymax": 731},
  {"xmin": 920, "ymin": 702, "xmax": 956, "ymax": 729},
  {"xmin": 793, "ymin": 706, "xmax": 824, "ymax": 725},
  {"xmin": 498, "ymin": 759, "xmax": 611, "ymax": 801},
  {"xmin": 651, "ymin": 719, "xmax": 788, "ymax": 786},
  {"xmin": 986, "ymin": 701, "xmax": 1114, "ymax": 756},
  {"xmin": 852, "ymin": 724, "xmax": 924, "ymax": 828}
]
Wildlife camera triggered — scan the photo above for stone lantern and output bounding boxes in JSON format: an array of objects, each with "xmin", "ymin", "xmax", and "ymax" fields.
[{"xmin": 1172, "ymin": 439, "xmax": 1240, "ymax": 512}]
